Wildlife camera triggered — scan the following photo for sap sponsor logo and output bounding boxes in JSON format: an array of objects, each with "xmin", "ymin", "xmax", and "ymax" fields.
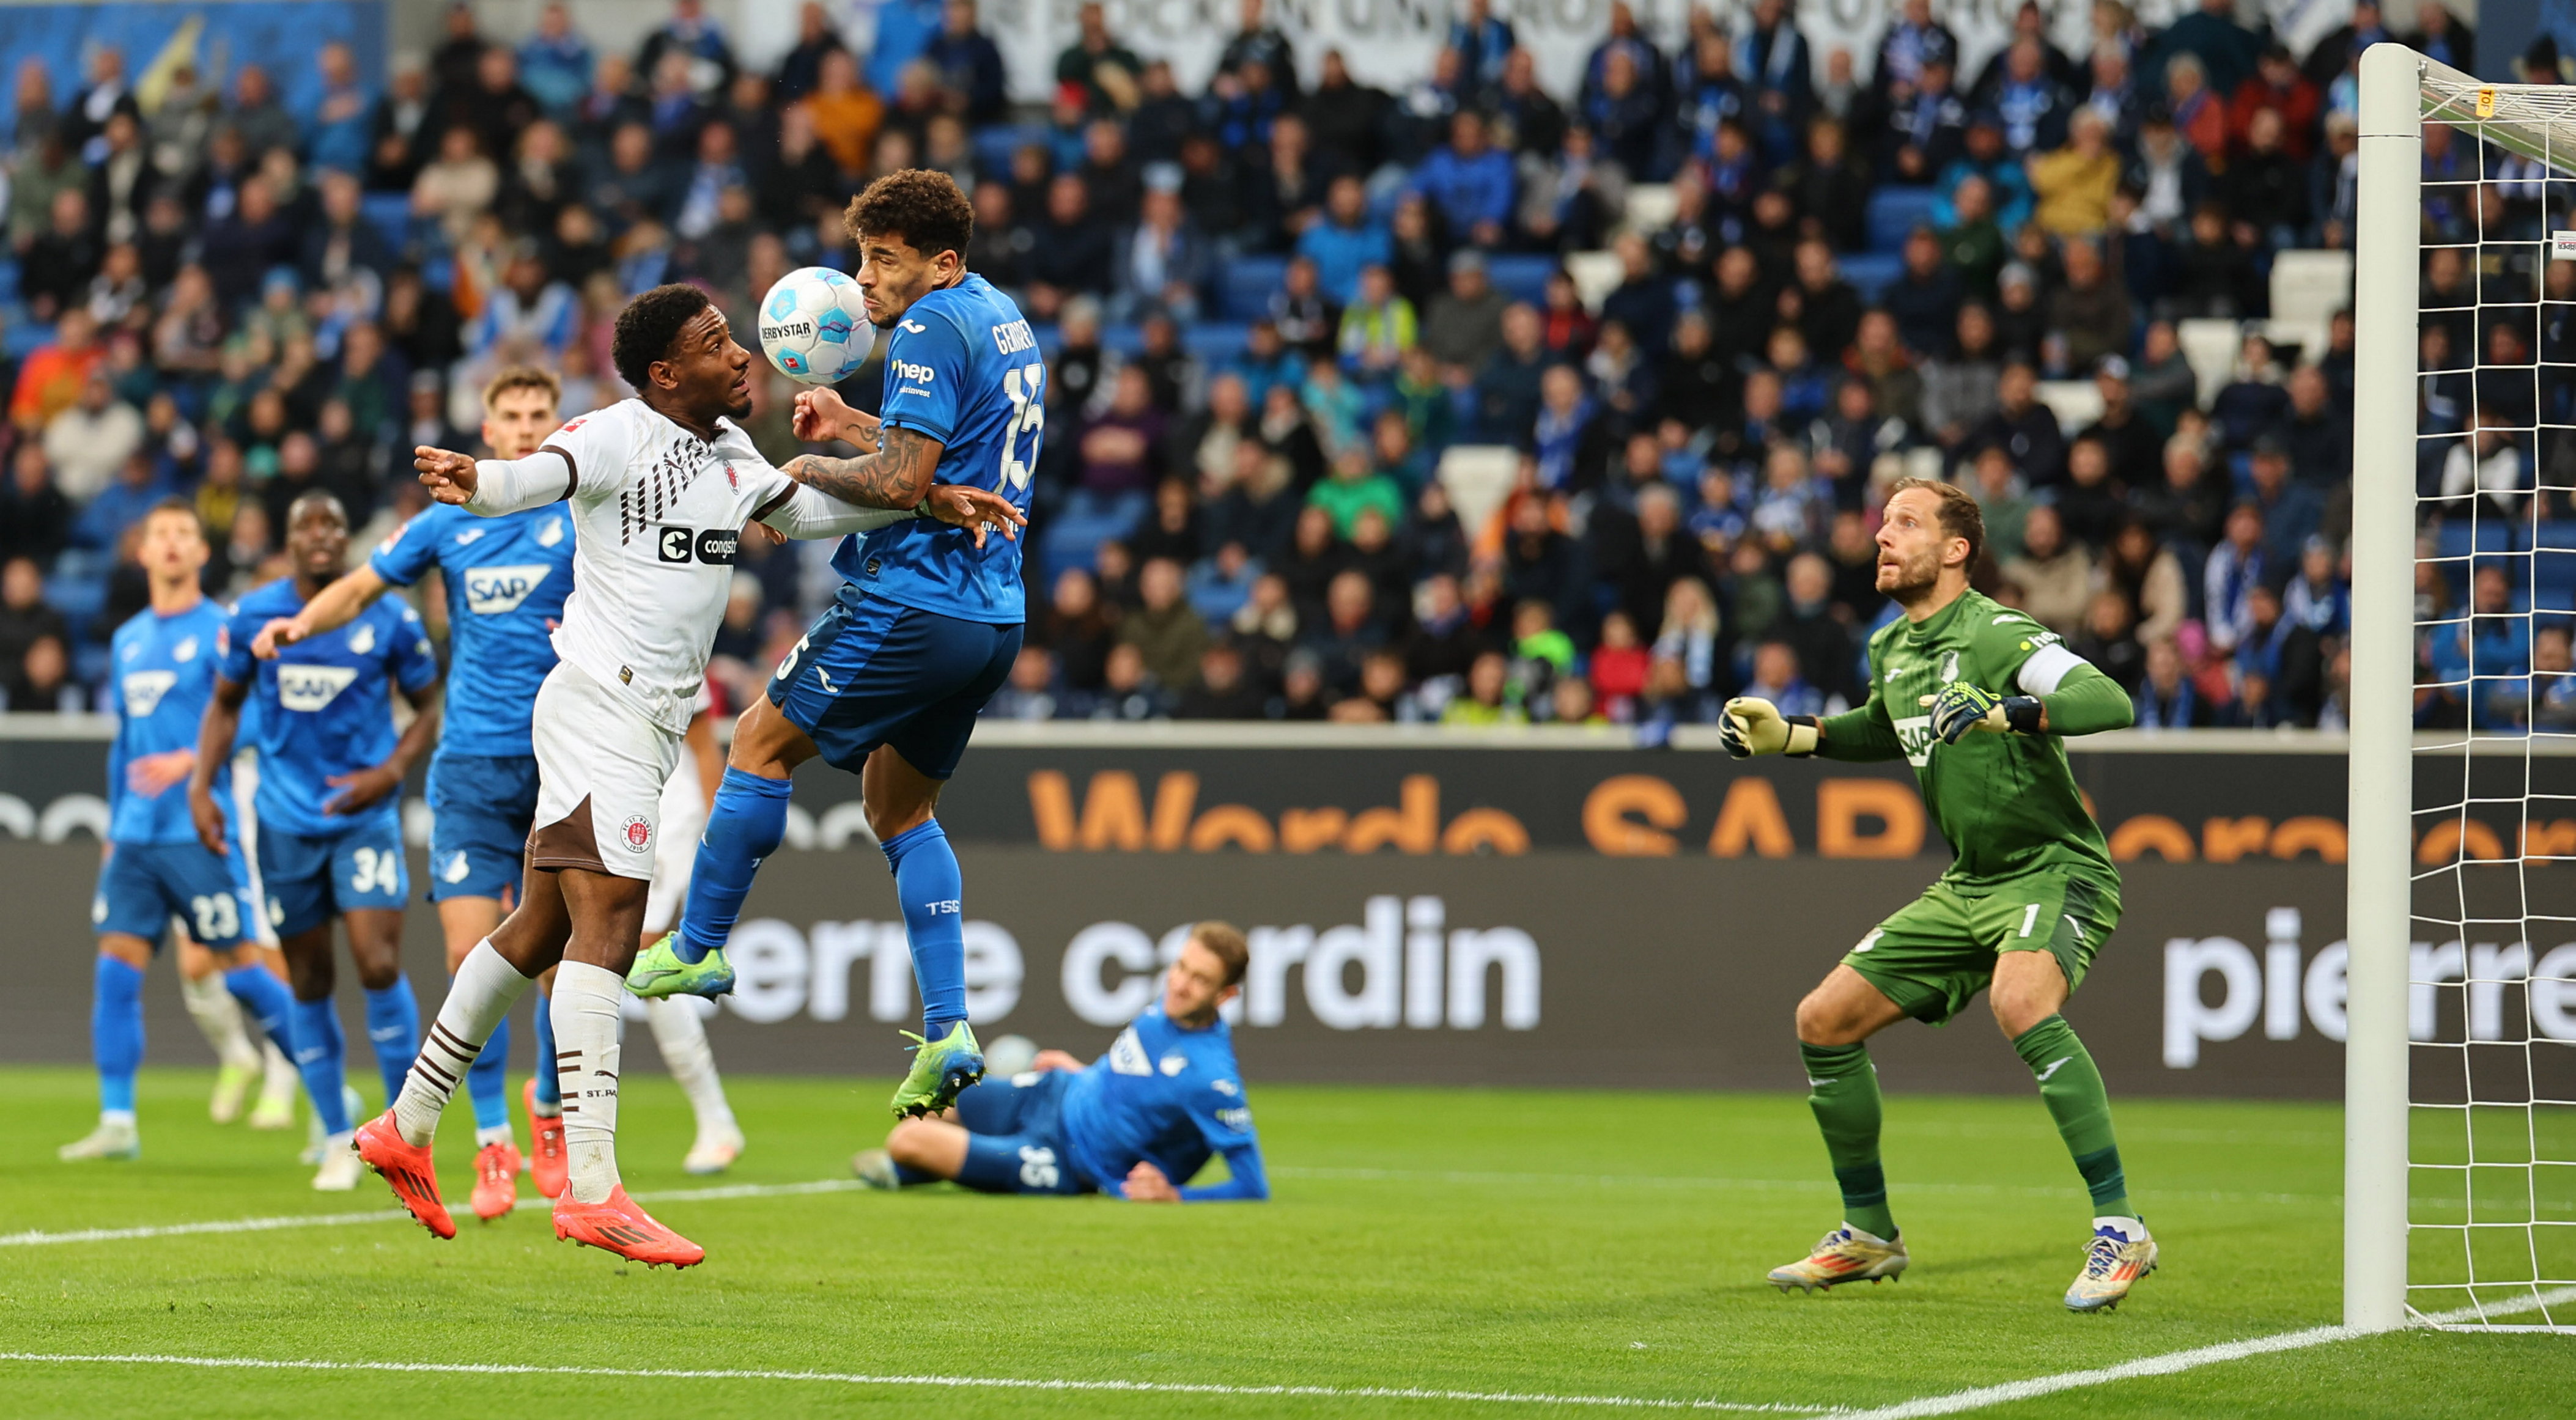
[
  {"xmin": 120, "ymin": 670, "xmax": 178, "ymax": 719},
  {"xmin": 693, "ymin": 918, "xmax": 1025, "ymax": 1025},
  {"xmin": 891, "ymin": 358, "xmax": 937, "ymax": 385},
  {"xmin": 1062, "ymin": 895, "xmax": 1539, "ymax": 1032},
  {"xmin": 463, "ymin": 564, "xmax": 551, "ymax": 615},
  {"xmin": 991, "ymin": 319, "xmax": 1036, "ymax": 356},
  {"xmin": 2163, "ymin": 908, "xmax": 2576, "ymax": 1065},
  {"xmin": 275, "ymin": 664, "xmax": 360, "ymax": 712}
]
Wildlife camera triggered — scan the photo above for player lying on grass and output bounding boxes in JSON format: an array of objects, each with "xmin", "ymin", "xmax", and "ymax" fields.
[
  {"xmin": 852, "ymin": 922, "xmax": 1268, "ymax": 1202},
  {"xmin": 356, "ymin": 283, "xmax": 1020, "ymax": 1267},
  {"xmin": 1722, "ymin": 477, "xmax": 2155, "ymax": 1314}
]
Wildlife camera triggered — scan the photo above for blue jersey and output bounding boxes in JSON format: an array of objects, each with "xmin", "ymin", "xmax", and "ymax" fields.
[
  {"xmin": 1058, "ymin": 1004, "xmax": 1268, "ymax": 1201},
  {"xmin": 369, "ymin": 502, "xmax": 572, "ymax": 757},
  {"xmin": 105, "ymin": 600, "xmax": 232, "ymax": 845},
  {"xmin": 220, "ymin": 578, "xmax": 440, "ymax": 837},
  {"xmin": 836, "ymin": 273, "xmax": 1038, "ymax": 625}
]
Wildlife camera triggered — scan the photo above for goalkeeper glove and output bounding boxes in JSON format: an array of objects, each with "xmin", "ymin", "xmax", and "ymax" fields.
[
  {"xmin": 1720, "ymin": 696, "xmax": 1821, "ymax": 759},
  {"xmin": 1920, "ymin": 685, "xmax": 2044, "ymax": 744}
]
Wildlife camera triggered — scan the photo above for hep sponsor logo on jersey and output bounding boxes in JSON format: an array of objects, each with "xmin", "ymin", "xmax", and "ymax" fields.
[
  {"xmin": 120, "ymin": 670, "xmax": 178, "ymax": 718},
  {"xmin": 462, "ymin": 564, "xmax": 552, "ymax": 615},
  {"xmin": 891, "ymin": 358, "xmax": 937, "ymax": 386},
  {"xmin": 655, "ymin": 526, "xmax": 738, "ymax": 565},
  {"xmin": 275, "ymin": 664, "xmax": 360, "ymax": 712}
]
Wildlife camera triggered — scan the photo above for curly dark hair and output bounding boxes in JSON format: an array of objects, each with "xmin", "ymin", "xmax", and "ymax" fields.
[
  {"xmin": 611, "ymin": 283, "xmax": 714, "ymax": 392},
  {"xmin": 844, "ymin": 169, "xmax": 975, "ymax": 262}
]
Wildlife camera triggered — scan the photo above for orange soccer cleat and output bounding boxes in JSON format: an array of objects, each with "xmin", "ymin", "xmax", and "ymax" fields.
[
  {"xmin": 470, "ymin": 1139, "xmax": 523, "ymax": 1222},
  {"xmin": 354, "ymin": 1111, "xmax": 455, "ymax": 1240},
  {"xmin": 552, "ymin": 1186, "xmax": 704, "ymax": 1268},
  {"xmin": 524, "ymin": 1078, "xmax": 567, "ymax": 1199}
]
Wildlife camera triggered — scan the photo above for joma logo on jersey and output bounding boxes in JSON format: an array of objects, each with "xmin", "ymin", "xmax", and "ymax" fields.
[
  {"xmin": 655, "ymin": 526, "xmax": 738, "ymax": 566},
  {"xmin": 891, "ymin": 358, "xmax": 937, "ymax": 384},
  {"xmin": 463, "ymin": 564, "xmax": 551, "ymax": 614},
  {"xmin": 275, "ymin": 664, "xmax": 360, "ymax": 712},
  {"xmin": 121, "ymin": 670, "xmax": 178, "ymax": 719}
]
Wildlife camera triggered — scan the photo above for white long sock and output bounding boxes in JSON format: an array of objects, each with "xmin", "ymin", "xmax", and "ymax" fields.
[
  {"xmin": 259, "ymin": 1039, "xmax": 297, "ymax": 1106},
  {"xmin": 553, "ymin": 962, "xmax": 626, "ymax": 1204},
  {"xmin": 393, "ymin": 942, "xmax": 532, "ymax": 1146},
  {"xmin": 180, "ymin": 971, "xmax": 260, "ymax": 1072},
  {"xmin": 644, "ymin": 996, "xmax": 736, "ymax": 1138}
]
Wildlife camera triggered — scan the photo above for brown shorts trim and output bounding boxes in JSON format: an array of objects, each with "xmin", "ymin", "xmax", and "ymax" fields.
[{"xmin": 526, "ymin": 795, "xmax": 605, "ymax": 872}]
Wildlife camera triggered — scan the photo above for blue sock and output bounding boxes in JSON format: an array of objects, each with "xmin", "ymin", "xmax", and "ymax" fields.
[
  {"xmin": 92, "ymin": 957, "xmax": 144, "ymax": 1116},
  {"xmin": 676, "ymin": 768, "xmax": 794, "ymax": 964},
  {"xmin": 290, "ymin": 997, "xmax": 350, "ymax": 1135},
  {"xmin": 465, "ymin": 1004, "xmax": 511, "ymax": 1134},
  {"xmin": 363, "ymin": 979, "xmax": 420, "ymax": 1110},
  {"xmin": 882, "ymin": 819, "xmax": 966, "ymax": 1039},
  {"xmin": 532, "ymin": 987, "xmax": 560, "ymax": 1108},
  {"xmin": 221, "ymin": 965, "xmax": 295, "ymax": 1053}
]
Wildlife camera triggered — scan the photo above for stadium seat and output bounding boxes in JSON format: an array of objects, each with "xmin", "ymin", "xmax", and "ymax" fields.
[
  {"xmin": 0, "ymin": 259, "xmax": 17, "ymax": 303},
  {"xmin": 1563, "ymin": 249, "xmax": 1622, "ymax": 312},
  {"xmin": 1865, "ymin": 186, "xmax": 1941, "ymax": 253},
  {"xmin": 1619, "ymin": 183, "xmax": 1677, "ymax": 232},
  {"xmin": 359, "ymin": 193, "xmax": 414, "ymax": 259},
  {"xmin": 2034, "ymin": 380, "xmax": 2105, "ymax": 435},
  {"xmin": 4, "ymin": 315, "xmax": 44, "ymax": 359},
  {"xmin": 2270, "ymin": 249, "xmax": 2353, "ymax": 328},
  {"xmin": 1218, "ymin": 257, "xmax": 1286, "ymax": 322},
  {"xmin": 1840, "ymin": 252, "xmax": 1902, "ymax": 304},
  {"xmin": 1483, "ymin": 254, "xmax": 1554, "ymax": 306},
  {"xmin": 971, "ymin": 123, "xmax": 1049, "ymax": 178},
  {"xmin": 1436, "ymin": 444, "xmax": 1518, "ymax": 540},
  {"xmin": 1184, "ymin": 321, "xmax": 1250, "ymax": 364},
  {"xmin": 2176, "ymin": 318, "xmax": 2244, "ymax": 408}
]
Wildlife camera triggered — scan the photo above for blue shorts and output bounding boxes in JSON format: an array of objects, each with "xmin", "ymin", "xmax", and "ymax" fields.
[
  {"xmin": 952, "ymin": 1070, "xmax": 1094, "ymax": 1196},
  {"xmin": 767, "ymin": 586, "xmax": 1022, "ymax": 779},
  {"xmin": 257, "ymin": 815, "xmax": 410, "ymax": 937},
  {"xmin": 426, "ymin": 751, "xmax": 540, "ymax": 902},
  {"xmin": 92, "ymin": 840, "xmax": 257, "ymax": 949}
]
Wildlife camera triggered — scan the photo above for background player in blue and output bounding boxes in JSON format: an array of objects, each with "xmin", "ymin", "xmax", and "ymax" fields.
[
  {"xmin": 630, "ymin": 169, "xmax": 1035, "ymax": 1122},
  {"xmin": 190, "ymin": 491, "xmax": 443, "ymax": 1191},
  {"xmin": 851, "ymin": 923, "xmax": 1268, "ymax": 1203},
  {"xmin": 59, "ymin": 500, "xmax": 303, "ymax": 1164}
]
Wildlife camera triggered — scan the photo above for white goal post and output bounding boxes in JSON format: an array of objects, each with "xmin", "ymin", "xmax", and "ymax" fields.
[{"xmin": 2354, "ymin": 45, "xmax": 2576, "ymax": 1334}]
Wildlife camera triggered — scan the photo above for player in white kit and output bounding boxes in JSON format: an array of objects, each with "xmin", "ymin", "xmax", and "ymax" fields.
[{"xmin": 353, "ymin": 284, "xmax": 1022, "ymax": 1265}]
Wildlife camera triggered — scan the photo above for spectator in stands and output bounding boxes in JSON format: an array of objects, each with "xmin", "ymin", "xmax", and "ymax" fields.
[
  {"xmin": 1297, "ymin": 176, "xmax": 1388, "ymax": 306},
  {"xmin": 1338, "ymin": 265, "xmax": 1417, "ymax": 381},
  {"xmin": 2204, "ymin": 500, "xmax": 2270, "ymax": 652},
  {"xmin": 1115, "ymin": 180, "xmax": 1209, "ymax": 322},
  {"xmin": 1422, "ymin": 251, "xmax": 1509, "ymax": 377},
  {"xmin": 2133, "ymin": 636, "xmax": 2203, "ymax": 727},
  {"xmin": 1027, "ymin": 175, "xmax": 1116, "ymax": 319},
  {"xmin": 2047, "ymin": 237, "xmax": 2131, "ymax": 370},
  {"xmin": 2246, "ymin": 437, "xmax": 2323, "ymax": 563},
  {"xmin": 1412, "ymin": 112, "xmax": 1515, "ymax": 249},
  {"xmin": 1119, "ymin": 556, "xmax": 1212, "ymax": 692},
  {"xmin": 1076, "ymin": 365, "xmax": 1168, "ymax": 515},
  {"xmin": 1885, "ymin": 227, "xmax": 1963, "ymax": 357},
  {"xmin": 1968, "ymin": 362, "xmax": 2067, "ymax": 488},
  {"xmin": 0, "ymin": 556, "xmax": 68, "ymax": 684},
  {"xmin": 2004, "ymin": 503, "xmax": 2092, "ymax": 633},
  {"xmin": 2029, "ymin": 108, "xmax": 2120, "ymax": 237},
  {"xmin": 43, "ymin": 372, "xmax": 144, "ymax": 505},
  {"xmin": 1057, "ymin": 2, "xmax": 1143, "ymax": 112}
]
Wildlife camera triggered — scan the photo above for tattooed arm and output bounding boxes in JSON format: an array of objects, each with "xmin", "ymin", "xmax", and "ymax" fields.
[{"xmin": 778, "ymin": 425, "xmax": 945, "ymax": 509}]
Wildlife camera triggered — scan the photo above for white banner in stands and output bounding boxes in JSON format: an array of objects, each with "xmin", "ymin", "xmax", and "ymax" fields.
[{"xmin": 751, "ymin": 0, "xmax": 2356, "ymax": 112}]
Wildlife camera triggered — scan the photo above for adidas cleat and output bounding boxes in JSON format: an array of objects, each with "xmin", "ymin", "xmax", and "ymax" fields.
[
  {"xmin": 59, "ymin": 1119, "xmax": 140, "ymax": 1161},
  {"xmin": 2065, "ymin": 1217, "xmax": 2157, "ymax": 1312},
  {"xmin": 851, "ymin": 1147, "xmax": 901, "ymax": 1190},
  {"xmin": 353, "ymin": 1112, "xmax": 452, "ymax": 1236},
  {"xmin": 890, "ymin": 1022, "xmax": 984, "ymax": 1119},
  {"xmin": 209, "ymin": 1061, "xmax": 254, "ymax": 1124},
  {"xmin": 552, "ymin": 1186, "xmax": 704, "ymax": 1268},
  {"xmin": 470, "ymin": 1140, "xmax": 523, "ymax": 1222},
  {"xmin": 683, "ymin": 1123, "xmax": 744, "ymax": 1175},
  {"xmin": 1768, "ymin": 1226, "xmax": 1908, "ymax": 1293},
  {"xmin": 624, "ymin": 930, "xmax": 734, "ymax": 999},
  {"xmin": 524, "ymin": 1080, "xmax": 567, "ymax": 1200}
]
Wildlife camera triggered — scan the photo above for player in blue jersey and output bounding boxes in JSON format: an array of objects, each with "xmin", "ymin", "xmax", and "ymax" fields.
[
  {"xmin": 851, "ymin": 923, "xmax": 1268, "ymax": 1202},
  {"xmin": 190, "ymin": 491, "xmax": 443, "ymax": 1190},
  {"xmin": 629, "ymin": 169, "xmax": 1038, "ymax": 1121},
  {"xmin": 59, "ymin": 500, "xmax": 306, "ymax": 1163},
  {"xmin": 259, "ymin": 367, "xmax": 750, "ymax": 1221}
]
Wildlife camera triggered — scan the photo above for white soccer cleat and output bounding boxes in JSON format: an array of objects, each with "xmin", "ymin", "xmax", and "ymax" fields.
[
  {"xmin": 301, "ymin": 1086, "xmax": 364, "ymax": 1163},
  {"xmin": 209, "ymin": 1062, "xmax": 254, "ymax": 1124},
  {"xmin": 59, "ymin": 1118, "xmax": 141, "ymax": 1161},
  {"xmin": 2065, "ymin": 1216, "xmax": 2157, "ymax": 1312},
  {"xmin": 851, "ymin": 1147, "xmax": 901, "ymax": 1190},
  {"xmin": 682, "ymin": 1123, "xmax": 745, "ymax": 1175},
  {"xmin": 311, "ymin": 1132, "xmax": 363, "ymax": 1191},
  {"xmin": 1768, "ymin": 1225, "xmax": 1908, "ymax": 1293}
]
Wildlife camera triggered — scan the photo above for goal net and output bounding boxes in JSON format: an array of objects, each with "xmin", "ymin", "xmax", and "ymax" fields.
[{"xmin": 2358, "ymin": 47, "xmax": 2576, "ymax": 1333}]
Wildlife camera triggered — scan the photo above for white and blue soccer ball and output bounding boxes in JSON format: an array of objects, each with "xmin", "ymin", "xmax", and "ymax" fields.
[{"xmin": 756, "ymin": 266, "xmax": 875, "ymax": 385}]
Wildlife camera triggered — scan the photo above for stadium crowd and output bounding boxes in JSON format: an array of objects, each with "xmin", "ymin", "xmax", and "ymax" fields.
[{"xmin": 0, "ymin": 0, "xmax": 2488, "ymax": 732}]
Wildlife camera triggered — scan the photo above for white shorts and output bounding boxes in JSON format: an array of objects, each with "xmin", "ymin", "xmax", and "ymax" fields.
[
  {"xmin": 528, "ymin": 662, "xmax": 683, "ymax": 882},
  {"xmin": 642, "ymin": 745, "xmax": 707, "ymax": 933}
]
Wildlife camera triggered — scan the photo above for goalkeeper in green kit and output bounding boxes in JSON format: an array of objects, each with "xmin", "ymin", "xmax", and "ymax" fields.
[{"xmin": 1721, "ymin": 478, "xmax": 2155, "ymax": 1314}]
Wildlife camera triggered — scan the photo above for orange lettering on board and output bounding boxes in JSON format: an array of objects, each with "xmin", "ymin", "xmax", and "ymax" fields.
[
  {"xmin": 1188, "ymin": 805, "xmax": 1275, "ymax": 852},
  {"xmin": 1441, "ymin": 807, "xmax": 1530, "ymax": 855},
  {"xmin": 1279, "ymin": 808, "xmax": 1349, "ymax": 853},
  {"xmin": 1582, "ymin": 774, "xmax": 1685, "ymax": 856},
  {"xmin": 1817, "ymin": 779, "xmax": 1924, "ymax": 858},
  {"xmin": 1708, "ymin": 777, "xmax": 1794, "ymax": 858},
  {"xmin": 2107, "ymin": 814, "xmax": 2196, "ymax": 862},
  {"xmin": 2201, "ymin": 817, "xmax": 2272, "ymax": 863},
  {"xmin": 2268, "ymin": 816, "xmax": 2346, "ymax": 863},
  {"xmin": 1345, "ymin": 775, "xmax": 1439, "ymax": 853}
]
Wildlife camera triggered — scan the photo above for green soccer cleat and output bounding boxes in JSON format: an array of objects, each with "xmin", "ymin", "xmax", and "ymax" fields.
[
  {"xmin": 889, "ymin": 1022, "xmax": 984, "ymax": 1119},
  {"xmin": 626, "ymin": 930, "xmax": 736, "ymax": 999}
]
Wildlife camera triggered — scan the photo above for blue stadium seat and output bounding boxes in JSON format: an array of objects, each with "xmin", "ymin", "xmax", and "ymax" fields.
[
  {"xmin": 1219, "ymin": 257, "xmax": 1287, "ymax": 322},
  {"xmin": 75, "ymin": 641, "xmax": 109, "ymax": 688},
  {"xmin": 1866, "ymin": 186, "xmax": 1942, "ymax": 253},
  {"xmin": 1484, "ymin": 254, "xmax": 1554, "ymax": 306},
  {"xmin": 972, "ymin": 123, "xmax": 1049, "ymax": 178},
  {"xmin": 4, "ymin": 313, "xmax": 44, "ymax": 359},
  {"xmin": 1184, "ymin": 321, "xmax": 1249, "ymax": 364},
  {"xmin": 0, "ymin": 259, "xmax": 18, "ymax": 303},
  {"xmin": 359, "ymin": 193, "xmax": 413, "ymax": 259},
  {"xmin": 45, "ymin": 571, "xmax": 108, "ymax": 646},
  {"xmin": 1841, "ymin": 252, "xmax": 1902, "ymax": 304}
]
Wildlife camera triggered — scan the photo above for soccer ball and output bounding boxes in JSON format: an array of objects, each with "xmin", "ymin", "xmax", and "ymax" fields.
[
  {"xmin": 984, "ymin": 1034, "xmax": 1039, "ymax": 1081},
  {"xmin": 756, "ymin": 267, "xmax": 876, "ymax": 385}
]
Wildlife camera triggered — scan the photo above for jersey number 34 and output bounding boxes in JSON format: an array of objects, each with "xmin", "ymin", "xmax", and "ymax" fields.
[{"xmin": 998, "ymin": 364, "xmax": 1045, "ymax": 492}]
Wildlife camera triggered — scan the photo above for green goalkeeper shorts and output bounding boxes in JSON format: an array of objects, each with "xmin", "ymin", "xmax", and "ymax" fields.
[{"xmin": 1841, "ymin": 871, "xmax": 2121, "ymax": 1027}]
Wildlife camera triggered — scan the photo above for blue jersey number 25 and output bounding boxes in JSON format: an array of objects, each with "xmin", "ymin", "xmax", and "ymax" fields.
[{"xmin": 998, "ymin": 364, "xmax": 1045, "ymax": 491}]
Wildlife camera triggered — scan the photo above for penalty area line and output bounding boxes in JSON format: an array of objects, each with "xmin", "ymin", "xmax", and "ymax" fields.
[
  {"xmin": 0, "ymin": 1178, "xmax": 865, "ymax": 1248},
  {"xmin": 1836, "ymin": 1286, "xmax": 2576, "ymax": 1419},
  {"xmin": 0, "ymin": 1353, "xmax": 1832, "ymax": 1413}
]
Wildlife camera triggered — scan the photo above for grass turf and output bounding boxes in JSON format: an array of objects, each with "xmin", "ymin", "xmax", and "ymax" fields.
[{"xmin": 0, "ymin": 1065, "xmax": 2567, "ymax": 1418}]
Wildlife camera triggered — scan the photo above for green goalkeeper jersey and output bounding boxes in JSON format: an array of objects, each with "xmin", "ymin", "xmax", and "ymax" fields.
[{"xmin": 1815, "ymin": 588, "xmax": 2130, "ymax": 888}]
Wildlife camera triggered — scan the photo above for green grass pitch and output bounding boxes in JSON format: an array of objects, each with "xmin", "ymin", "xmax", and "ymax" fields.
[{"xmin": 1, "ymin": 1064, "xmax": 2567, "ymax": 1418}]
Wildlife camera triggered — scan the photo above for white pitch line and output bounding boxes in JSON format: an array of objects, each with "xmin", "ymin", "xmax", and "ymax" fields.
[
  {"xmin": 1830, "ymin": 1286, "xmax": 2576, "ymax": 1419},
  {"xmin": 0, "ymin": 1353, "xmax": 1829, "ymax": 1413},
  {"xmin": 0, "ymin": 1178, "xmax": 863, "ymax": 1248}
]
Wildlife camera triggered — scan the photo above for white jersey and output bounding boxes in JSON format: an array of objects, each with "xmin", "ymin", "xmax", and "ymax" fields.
[{"xmin": 473, "ymin": 399, "xmax": 798, "ymax": 735}]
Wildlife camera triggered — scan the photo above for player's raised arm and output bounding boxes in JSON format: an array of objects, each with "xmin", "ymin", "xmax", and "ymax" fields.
[
  {"xmin": 791, "ymin": 386, "xmax": 882, "ymax": 452},
  {"xmin": 253, "ymin": 564, "xmax": 388, "ymax": 659},
  {"xmin": 418, "ymin": 443, "xmax": 581, "ymax": 516}
]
